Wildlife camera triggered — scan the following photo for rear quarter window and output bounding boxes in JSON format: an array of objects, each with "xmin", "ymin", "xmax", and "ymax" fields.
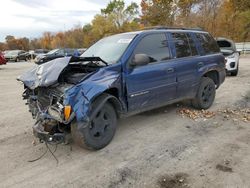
[{"xmin": 195, "ymin": 33, "xmax": 220, "ymax": 55}]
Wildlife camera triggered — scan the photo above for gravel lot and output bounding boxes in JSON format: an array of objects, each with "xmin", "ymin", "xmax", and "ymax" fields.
[{"xmin": 0, "ymin": 57, "xmax": 250, "ymax": 188}]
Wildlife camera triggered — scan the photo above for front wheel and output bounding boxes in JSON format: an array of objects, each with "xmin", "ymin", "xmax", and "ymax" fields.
[
  {"xmin": 71, "ymin": 102, "xmax": 117, "ymax": 150},
  {"xmin": 192, "ymin": 77, "xmax": 216, "ymax": 110}
]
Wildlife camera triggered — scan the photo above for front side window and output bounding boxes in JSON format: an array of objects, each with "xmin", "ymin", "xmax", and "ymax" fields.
[
  {"xmin": 133, "ymin": 33, "xmax": 170, "ymax": 63},
  {"xmin": 196, "ymin": 33, "xmax": 220, "ymax": 54},
  {"xmin": 171, "ymin": 32, "xmax": 192, "ymax": 58}
]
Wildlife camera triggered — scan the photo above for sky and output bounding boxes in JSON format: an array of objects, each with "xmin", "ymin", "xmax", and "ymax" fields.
[{"xmin": 0, "ymin": 0, "xmax": 141, "ymax": 42}]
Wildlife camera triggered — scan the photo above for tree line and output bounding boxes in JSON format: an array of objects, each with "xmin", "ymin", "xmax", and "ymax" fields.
[{"xmin": 0, "ymin": 0, "xmax": 249, "ymax": 51}]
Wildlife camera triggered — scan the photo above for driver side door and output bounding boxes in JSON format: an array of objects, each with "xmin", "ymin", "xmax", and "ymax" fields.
[{"xmin": 125, "ymin": 33, "xmax": 177, "ymax": 112}]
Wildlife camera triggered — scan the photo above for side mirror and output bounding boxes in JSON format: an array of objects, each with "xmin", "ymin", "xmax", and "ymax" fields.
[{"xmin": 130, "ymin": 54, "xmax": 150, "ymax": 67}]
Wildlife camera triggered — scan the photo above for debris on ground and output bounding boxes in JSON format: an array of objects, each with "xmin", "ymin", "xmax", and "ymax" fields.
[
  {"xmin": 158, "ymin": 173, "xmax": 189, "ymax": 188},
  {"xmin": 178, "ymin": 108, "xmax": 215, "ymax": 120},
  {"xmin": 218, "ymin": 108, "xmax": 250, "ymax": 122}
]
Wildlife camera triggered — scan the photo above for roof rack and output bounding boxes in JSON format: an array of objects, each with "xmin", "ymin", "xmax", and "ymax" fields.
[{"xmin": 144, "ymin": 26, "xmax": 203, "ymax": 31}]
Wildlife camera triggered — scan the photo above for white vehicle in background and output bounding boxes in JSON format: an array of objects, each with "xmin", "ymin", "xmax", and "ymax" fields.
[{"xmin": 217, "ymin": 37, "xmax": 240, "ymax": 76}]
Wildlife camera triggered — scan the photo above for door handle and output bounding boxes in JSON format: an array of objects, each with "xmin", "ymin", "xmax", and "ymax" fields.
[
  {"xmin": 197, "ymin": 62, "xmax": 204, "ymax": 67},
  {"xmin": 166, "ymin": 68, "xmax": 174, "ymax": 73}
]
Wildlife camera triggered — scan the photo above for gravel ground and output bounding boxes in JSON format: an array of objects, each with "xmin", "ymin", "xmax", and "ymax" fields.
[{"xmin": 0, "ymin": 57, "xmax": 249, "ymax": 188}]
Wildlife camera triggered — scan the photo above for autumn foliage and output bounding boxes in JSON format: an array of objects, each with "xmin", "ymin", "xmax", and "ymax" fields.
[{"xmin": 0, "ymin": 0, "xmax": 249, "ymax": 51}]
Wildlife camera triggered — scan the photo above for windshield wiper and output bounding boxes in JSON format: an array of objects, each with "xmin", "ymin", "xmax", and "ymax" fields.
[{"xmin": 70, "ymin": 56, "xmax": 109, "ymax": 66}]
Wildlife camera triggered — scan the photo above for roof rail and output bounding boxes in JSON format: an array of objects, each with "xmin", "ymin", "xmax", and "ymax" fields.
[{"xmin": 144, "ymin": 26, "xmax": 203, "ymax": 31}]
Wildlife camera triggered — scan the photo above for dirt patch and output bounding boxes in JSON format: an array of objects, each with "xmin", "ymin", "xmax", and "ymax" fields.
[
  {"xmin": 108, "ymin": 167, "xmax": 133, "ymax": 188},
  {"xmin": 216, "ymin": 164, "xmax": 233, "ymax": 172},
  {"xmin": 157, "ymin": 173, "xmax": 189, "ymax": 188},
  {"xmin": 244, "ymin": 90, "xmax": 250, "ymax": 102}
]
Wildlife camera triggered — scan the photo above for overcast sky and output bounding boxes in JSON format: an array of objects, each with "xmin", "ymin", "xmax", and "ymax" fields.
[{"xmin": 0, "ymin": 0, "xmax": 141, "ymax": 42}]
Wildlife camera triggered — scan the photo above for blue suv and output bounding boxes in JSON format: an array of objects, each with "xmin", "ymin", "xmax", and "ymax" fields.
[{"xmin": 18, "ymin": 27, "xmax": 226, "ymax": 150}]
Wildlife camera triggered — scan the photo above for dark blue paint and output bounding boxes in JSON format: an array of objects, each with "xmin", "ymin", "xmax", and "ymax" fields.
[
  {"xmin": 63, "ymin": 30, "xmax": 225, "ymax": 124},
  {"xmin": 19, "ymin": 29, "xmax": 226, "ymax": 126}
]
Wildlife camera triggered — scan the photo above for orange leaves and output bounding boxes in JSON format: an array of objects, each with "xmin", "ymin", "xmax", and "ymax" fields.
[{"xmin": 178, "ymin": 108, "xmax": 215, "ymax": 120}]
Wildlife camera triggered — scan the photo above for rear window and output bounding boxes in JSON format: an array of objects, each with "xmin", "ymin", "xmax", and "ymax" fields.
[
  {"xmin": 195, "ymin": 33, "xmax": 220, "ymax": 54},
  {"xmin": 217, "ymin": 40, "xmax": 232, "ymax": 48}
]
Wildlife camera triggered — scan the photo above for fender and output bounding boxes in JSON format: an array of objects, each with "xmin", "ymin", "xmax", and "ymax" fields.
[{"xmin": 64, "ymin": 66, "xmax": 122, "ymax": 124}]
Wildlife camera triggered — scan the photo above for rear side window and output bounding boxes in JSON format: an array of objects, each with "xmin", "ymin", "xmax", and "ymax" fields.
[
  {"xmin": 186, "ymin": 34, "xmax": 198, "ymax": 56},
  {"xmin": 171, "ymin": 32, "xmax": 198, "ymax": 58},
  {"xmin": 134, "ymin": 33, "xmax": 170, "ymax": 63},
  {"xmin": 195, "ymin": 33, "xmax": 220, "ymax": 54}
]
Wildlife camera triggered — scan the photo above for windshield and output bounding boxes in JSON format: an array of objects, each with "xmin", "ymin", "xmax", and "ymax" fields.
[
  {"xmin": 81, "ymin": 33, "xmax": 136, "ymax": 64},
  {"xmin": 47, "ymin": 49, "xmax": 59, "ymax": 55}
]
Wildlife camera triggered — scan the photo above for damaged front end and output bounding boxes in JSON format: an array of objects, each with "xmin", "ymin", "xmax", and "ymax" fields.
[
  {"xmin": 23, "ymin": 84, "xmax": 74, "ymax": 144},
  {"xmin": 18, "ymin": 56, "xmax": 110, "ymax": 144}
]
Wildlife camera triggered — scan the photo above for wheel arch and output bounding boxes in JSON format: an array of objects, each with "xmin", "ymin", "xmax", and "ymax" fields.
[
  {"xmin": 202, "ymin": 70, "xmax": 219, "ymax": 88},
  {"xmin": 91, "ymin": 88, "xmax": 123, "ymax": 118}
]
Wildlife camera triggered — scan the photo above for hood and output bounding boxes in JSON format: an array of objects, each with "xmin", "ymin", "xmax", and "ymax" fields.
[
  {"xmin": 17, "ymin": 57, "xmax": 71, "ymax": 89},
  {"xmin": 220, "ymin": 49, "xmax": 234, "ymax": 56}
]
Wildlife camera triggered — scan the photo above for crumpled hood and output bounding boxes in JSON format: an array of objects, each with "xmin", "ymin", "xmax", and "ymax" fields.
[{"xmin": 17, "ymin": 57, "xmax": 71, "ymax": 89}]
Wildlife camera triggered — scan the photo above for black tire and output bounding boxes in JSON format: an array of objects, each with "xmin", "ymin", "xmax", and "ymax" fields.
[
  {"xmin": 15, "ymin": 57, "xmax": 20, "ymax": 62},
  {"xmin": 192, "ymin": 77, "xmax": 216, "ymax": 110},
  {"xmin": 71, "ymin": 102, "xmax": 117, "ymax": 150},
  {"xmin": 231, "ymin": 64, "xmax": 239, "ymax": 76}
]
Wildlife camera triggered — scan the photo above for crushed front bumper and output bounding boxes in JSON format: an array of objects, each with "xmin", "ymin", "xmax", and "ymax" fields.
[{"xmin": 33, "ymin": 122, "xmax": 66, "ymax": 144}]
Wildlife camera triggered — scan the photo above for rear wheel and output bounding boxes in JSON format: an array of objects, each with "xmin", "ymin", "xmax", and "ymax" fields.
[
  {"xmin": 71, "ymin": 102, "xmax": 117, "ymax": 150},
  {"xmin": 192, "ymin": 77, "xmax": 216, "ymax": 110}
]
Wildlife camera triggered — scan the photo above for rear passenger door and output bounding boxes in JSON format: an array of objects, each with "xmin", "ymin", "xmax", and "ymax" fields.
[
  {"xmin": 169, "ymin": 32, "xmax": 201, "ymax": 98},
  {"xmin": 126, "ymin": 33, "xmax": 177, "ymax": 111}
]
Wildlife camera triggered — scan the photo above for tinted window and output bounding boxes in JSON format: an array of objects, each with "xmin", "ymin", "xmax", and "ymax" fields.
[
  {"xmin": 196, "ymin": 33, "xmax": 220, "ymax": 54},
  {"xmin": 134, "ymin": 33, "xmax": 170, "ymax": 63},
  {"xmin": 172, "ymin": 33, "xmax": 192, "ymax": 58}
]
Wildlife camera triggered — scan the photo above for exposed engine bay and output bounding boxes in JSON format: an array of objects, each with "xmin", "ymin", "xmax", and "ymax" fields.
[{"xmin": 18, "ymin": 56, "xmax": 107, "ymax": 144}]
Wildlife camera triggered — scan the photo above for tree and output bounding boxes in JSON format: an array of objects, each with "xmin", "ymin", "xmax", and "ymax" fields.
[
  {"xmin": 101, "ymin": 0, "xmax": 139, "ymax": 28},
  {"xmin": 5, "ymin": 35, "xmax": 18, "ymax": 50},
  {"xmin": 177, "ymin": 0, "xmax": 199, "ymax": 26},
  {"xmin": 41, "ymin": 32, "xmax": 53, "ymax": 49},
  {"xmin": 141, "ymin": 0, "xmax": 176, "ymax": 26}
]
